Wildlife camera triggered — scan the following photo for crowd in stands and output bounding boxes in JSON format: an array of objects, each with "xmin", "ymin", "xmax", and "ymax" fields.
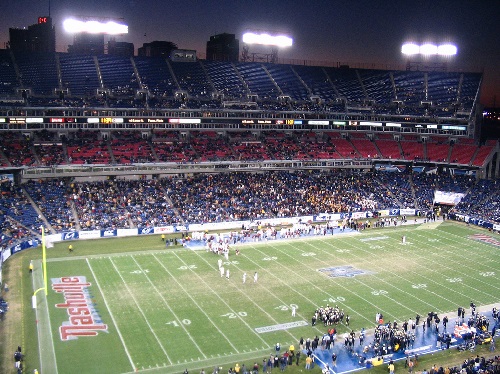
[
  {"xmin": 67, "ymin": 178, "xmax": 181, "ymax": 231},
  {"xmin": 454, "ymin": 179, "xmax": 500, "ymax": 223},
  {"xmin": 1, "ymin": 169, "xmax": 498, "ymax": 243},
  {"xmin": 0, "ymin": 130, "xmax": 495, "ymax": 168},
  {"xmin": 165, "ymin": 170, "xmax": 396, "ymax": 224},
  {"xmin": 0, "ymin": 180, "xmax": 41, "ymax": 251}
]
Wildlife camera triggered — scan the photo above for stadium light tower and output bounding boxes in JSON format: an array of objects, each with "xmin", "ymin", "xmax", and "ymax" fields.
[
  {"xmin": 63, "ymin": 16, "xmax": 128, "ymax": 55},
  {"xmin": 63, "ymin": 17, "xmax": 128, "ymax": 35},
  {"xmin": 241, "ymin": 31, "xmax": 293, "ymax": 63},
  {"xmin": 402, "ymin": 41, "xmax": 457, "ymax": 71}
]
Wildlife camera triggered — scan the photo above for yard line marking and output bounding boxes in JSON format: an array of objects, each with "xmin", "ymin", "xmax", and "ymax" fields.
[
  {"xmin": 168, "ymin": 251, "xmax": 272, "ymax": 346},
  {"xmin": 109, "ymin": 257, "xmax": 173, "ymax": 365},
  {"xmin": 187, "ymin": 250, "xmax": 324, "ymax": 339},
  {"xmin": 131, "ymin": 255, "xmax": 209, "ymax": 358},
  {"xmin": 281, "ymin": 231, "xmax": 447, "ymax": 317},
  {"xmin": 247, "ymin": 242, "xmax": 377, "ymax": 325},
  {"xmin": 356, "ymin": 225, "xmax": 498, "ymax": 304},
  {"xmin": 432, "ymin": 227, "xmax": 500, "ymax": 266},
  {"xmin": 32, "ymin": 260, "xmax": 58, "ymax": 374},
  {"xmin": 273, "ymin": 240, "xmax": 411, "ymax": 317},
  {"xmin": 352, "ymin": 227, "xmax": 500, "ymax": 300},
  {"xmin": 216, "ymin": 243, "xmax": 324, "ymax": 339},
  {"xmin": 196, "ymin": 246, "xmax": 328, "ymax": 337},
  {"xmin": 352, "ymin": 230, "xmax": 499, "ymax": 302},
  {"xmin": 353, "ymin": 237, "xmax": 484, "ymax": 303},
  {"xmin": 87, "ymin": 258, "xmax": 137, "ymax": 371},
  {"xmin": 422, "ymin": 226, "xmax": 500, "ymax": 265},
  {"xmin": 410, "ymin": 229, "xmax": 500, "ymax": 294},
  {"xmin": 183, "ymin": 247, "xmax": 320, "ymax": 340},
  {"xmin": 330, "ymin": 236, "xmax": 461, "ymax": 308},
  {"xmin": 434, "ymin": 224, "xmax": 500, "ymax": 264},
  {"xmin": 318, "ymin": 237, "xmax": 448, "ymax": 311}
]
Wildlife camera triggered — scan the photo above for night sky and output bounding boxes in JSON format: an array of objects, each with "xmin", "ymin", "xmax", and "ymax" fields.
[{"xmin": 0, "ymin": 0, "xmax": 498, "ymax": 106}]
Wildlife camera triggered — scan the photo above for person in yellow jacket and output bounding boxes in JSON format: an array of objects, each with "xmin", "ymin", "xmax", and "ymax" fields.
[
  {"xmin": 305, "ymin": 355, "xmax": 312, "ymax": 370},
  {"xmin": 234, "ymin": 363, "xmax": 240, "ymax": 373},
  {"xmin": 29, "ymin": 261, "xmax": 33, "ymax": 273},
  {"xmin": 388, "ymin": 361, "xmax": 395, "ymax": 374}
]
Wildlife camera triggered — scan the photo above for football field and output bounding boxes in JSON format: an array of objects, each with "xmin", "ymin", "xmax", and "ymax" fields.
[{"xmin": 32, "ymin": 221, "xmax": 500, "ymax": 374}]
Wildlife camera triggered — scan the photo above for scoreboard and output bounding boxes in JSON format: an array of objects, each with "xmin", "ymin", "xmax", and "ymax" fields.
[{"xmin": 0, "ymin": 116, "xmax": 468, "ymax": 132}]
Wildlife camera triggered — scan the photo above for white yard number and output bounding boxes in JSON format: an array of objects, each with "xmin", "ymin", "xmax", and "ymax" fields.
[
  {"xmin": 412, "ymin": 284, "xmax": 427, "ymax": 289},
  {"xmin": 166, "ymin": 319, "xmax": 191, "ymax": 327},
  {"xmin": 369, "ymin": 245, "xmax": 382, "ymax": 249},
  {"xmin": 446, "ymin": 278, "xmax": 462, "ymax": 283},
  {"xmin": 178, "ymin": 265, "xmax": 197, "ymax": 270},
  {"xmin": 223, "ymin": 261, "xmax": 239, "ymax": 265},
  {"xmin": 479, "ymin": 272, "xmax": 495, "ymax": 277},
  {"xmin": 301, "ymin": 252, "xmax": 316, "ymax": 257},
  {"xmin": 371, "ymin": 290, "xmax": 388, "ymax": 296},
  {"xmin": 221, "ymin": 312, "xmax": 247, "ymax": 319},
  {"xmin": 130, "ymin": 269, "xmax": 149, "ymax": 274},
  {"xmin": 323, "ymin": 297, "xmax": 345, "ymax": 303},
  {"xmin": 263, "ymin": 257, "xmax": 278, "ymax": 261},
  {"xmin": 275, "ymin": 304, "xmax": 298, "ymax": 311},
  {"xmin": 336, "ymin": 249, "xmax": 351, "ymax": 253}
]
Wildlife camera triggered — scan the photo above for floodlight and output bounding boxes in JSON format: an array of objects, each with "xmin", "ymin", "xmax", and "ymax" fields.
[
  {"xmin": 242, "ymin": 32, "xmax": 293, "ymax": 47},
  {"xmin": 419, "ymin": 43, "xmax": 438, "ymax": 55},
  {"xmin": 437, "ymin": 44, "xmax": 457, "ymax": 56},
  {"xmin": 63, "ymin": 18, "xmax": 128, "ymax": 35},
  {"xmin": 401, "ymin": 43, "xmax": 420, "ymax": 55}
]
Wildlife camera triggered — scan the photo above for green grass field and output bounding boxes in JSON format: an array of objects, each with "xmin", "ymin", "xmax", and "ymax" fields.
[{"xmin": 29, "ymin": 220, "xmax": 500, "ymax": 374}]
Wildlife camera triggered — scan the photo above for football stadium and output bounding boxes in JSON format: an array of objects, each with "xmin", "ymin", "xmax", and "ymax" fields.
[{"xmin": 0, "ymin": 10, "xmax": 499, "ymax": 374}]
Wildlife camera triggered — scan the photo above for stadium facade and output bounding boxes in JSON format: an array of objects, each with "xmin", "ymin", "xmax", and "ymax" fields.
[{"xmin": 0, "ymin": 49, "xmax": 497, "ymax": 180}]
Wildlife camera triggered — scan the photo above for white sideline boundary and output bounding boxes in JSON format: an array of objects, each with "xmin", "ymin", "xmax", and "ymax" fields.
[{"xmin": 32, "ymin": 260, "xmax": 58, "ymax": 374}]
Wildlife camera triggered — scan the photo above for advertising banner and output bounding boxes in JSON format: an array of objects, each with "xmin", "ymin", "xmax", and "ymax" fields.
[
  {"xmin": 61, "ymin": 231, "xmax": 79, "ymax": 241},
  {"xmin": 100, "ymin": 229, "xmax": 117, "ymax": 238}
]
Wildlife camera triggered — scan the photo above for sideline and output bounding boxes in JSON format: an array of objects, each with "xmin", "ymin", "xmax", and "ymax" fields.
[{"xmin": 32, "ymin": 260, "xmax": 58, "ymax": 374}]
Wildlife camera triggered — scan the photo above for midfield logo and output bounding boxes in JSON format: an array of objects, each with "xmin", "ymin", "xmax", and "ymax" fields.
[
  {"xmin": 469, "ymin": 234, "xmax": 500, "ymax": 248},
  {"xmin": 318, "ymin": 265, "xmax": 369, "ymax": 278},
  {"xmin": 51, "ymin": 276, "xmax": 108, "ymax": 341}
]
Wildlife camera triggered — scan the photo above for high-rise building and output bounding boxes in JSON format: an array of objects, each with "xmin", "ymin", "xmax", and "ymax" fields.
[
  {"xmin": 68, "ymin": 33, "xmax": 105, "ymax": 55},
  {"xmin": 206, "ymin": 33, "xmax": 239, "ymax": 62},
  {"xmin": 9, "ymin": 16, "xmax": 56, "ymax": 53},
  {"xmin": 138, "ymin": 41, "xmax": 178, "ymax": 57},
  {"xmin": 107, "ymin": 39, "xmax": 134, "ymax": 57}
]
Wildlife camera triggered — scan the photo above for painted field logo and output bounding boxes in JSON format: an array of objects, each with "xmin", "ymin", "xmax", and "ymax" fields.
[
  {"xmin": 51, "ymin": 276, "xmax": 108, "ymax": 341},
  {"xmin": 469, "ymin": 234, "xmax": 500, "ymax": 248},
  {"xmin": 318, "ymin": 266, "xmax": 369, "ymax": 278}
]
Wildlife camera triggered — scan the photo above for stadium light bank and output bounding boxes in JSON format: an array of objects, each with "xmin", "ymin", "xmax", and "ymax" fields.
[
  {"xmin": 63, "ymin": 18, "xmax": 128, "ymax": 34},
  {"xmin": 402, "ymin": 42, "xmax": 457, "ymax": 56},
  {"xmin": 242, "ymin": 32, "xmax": 293, "ymax": 47}
]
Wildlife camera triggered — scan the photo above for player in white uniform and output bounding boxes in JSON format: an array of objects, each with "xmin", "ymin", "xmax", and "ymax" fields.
[
  {"xmin": 243, "ymin": 272, "xmax": 247, "ymax": 283},
  {"xmin": 254, "ymin": 272, "xmax": 258, "ymax": 283},
  {"xmin": 220, "ymin": 266, "xmax": 224, "ymax": 277}
]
